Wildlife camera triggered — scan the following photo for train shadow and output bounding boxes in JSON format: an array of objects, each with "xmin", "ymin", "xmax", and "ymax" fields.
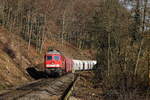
[
  {"xmin": 26, "ymin": 67, "xmax": 60, "ymax": 80},
  {"xmin": 26, "ymin": 67, "xmax": 48, "ymax": 80}
]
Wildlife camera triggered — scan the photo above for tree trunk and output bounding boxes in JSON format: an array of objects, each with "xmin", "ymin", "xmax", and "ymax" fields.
[{"xmin": 108, "ymin": 31, "xmax": 110, "ymax": 76}]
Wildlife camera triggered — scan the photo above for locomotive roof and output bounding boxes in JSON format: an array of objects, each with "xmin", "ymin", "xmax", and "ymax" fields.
[{"xmin": 46, "ymin": 50, "xmax": 61, "ymax": 55}]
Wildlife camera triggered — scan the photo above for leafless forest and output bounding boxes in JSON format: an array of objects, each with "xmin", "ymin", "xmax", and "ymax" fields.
[{"xmin": 0, "ymin": 0, "xmax": 150, "ymax": 100}]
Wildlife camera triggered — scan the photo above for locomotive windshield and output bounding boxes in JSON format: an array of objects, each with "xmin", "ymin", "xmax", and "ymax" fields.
[
  {"xmin": 47, "ymin": 56, "xmax": 52, "ymax": 60},
  {"xmin": 54, "ymin": 56, "xmax": 60, "ymax": 60}
]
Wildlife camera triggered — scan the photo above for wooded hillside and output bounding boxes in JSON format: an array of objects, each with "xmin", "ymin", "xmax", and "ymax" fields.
[{"xmin": 0, "ymin": 0, "xmax": 149, "ymax": 99}]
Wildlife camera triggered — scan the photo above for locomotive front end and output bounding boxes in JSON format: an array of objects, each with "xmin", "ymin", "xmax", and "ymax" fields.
[{"xmin": 44, "ymin": 50, "xmax": 65, "ymax": 76}]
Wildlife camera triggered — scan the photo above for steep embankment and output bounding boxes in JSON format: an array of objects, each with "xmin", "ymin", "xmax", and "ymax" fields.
[
  {"xmin": 0, "ymin": 28, "xmax": 42, "ymax": 90},
  {"xmin": 0, "ymin": 27, "xmax": 92, "ymax": 90}
]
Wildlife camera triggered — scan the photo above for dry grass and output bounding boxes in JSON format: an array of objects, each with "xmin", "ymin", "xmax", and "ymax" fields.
[{"xmin": 71, "ymin": 71, "xmax": 103, "ymax": 100}]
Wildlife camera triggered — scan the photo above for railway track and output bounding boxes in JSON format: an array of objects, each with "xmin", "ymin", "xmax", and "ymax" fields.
[{"xmin": 0, "ymin": 73, "xmax": 75, "ymax": 100}]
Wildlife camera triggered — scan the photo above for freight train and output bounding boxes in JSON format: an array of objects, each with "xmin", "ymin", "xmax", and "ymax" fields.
[{"xmin": 44, "ymin": 50, "xmax": 97, "ymax": 76}]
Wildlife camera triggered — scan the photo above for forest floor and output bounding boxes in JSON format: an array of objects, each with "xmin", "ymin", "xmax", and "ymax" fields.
[
  {"xmin": 70, "ymin": 71, "xmax": 150, "ymax": 100},
  {"xmin": 70, "ymin": 71, "xmax": 104, "ymax": 100}
]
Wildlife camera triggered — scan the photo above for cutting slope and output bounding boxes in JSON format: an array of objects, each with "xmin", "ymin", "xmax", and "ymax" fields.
[{"xmin": 0, "ymin": 27, "xmax": 92, "ymax": 90}]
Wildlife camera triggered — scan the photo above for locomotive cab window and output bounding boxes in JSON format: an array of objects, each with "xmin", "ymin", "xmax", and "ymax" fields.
[
  {"xmin": 47, "ymin": 56, "xmax": 52, "ymax": 60},
  {"xmin": 54, "ymin": 56, "xmax": 60, "ymax": 60}
]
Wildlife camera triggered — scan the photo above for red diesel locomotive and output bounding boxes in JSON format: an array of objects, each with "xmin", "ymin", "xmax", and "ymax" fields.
[{"xmin": 44, "ymin": 50, "xmax": 73, "ymax": 76}]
